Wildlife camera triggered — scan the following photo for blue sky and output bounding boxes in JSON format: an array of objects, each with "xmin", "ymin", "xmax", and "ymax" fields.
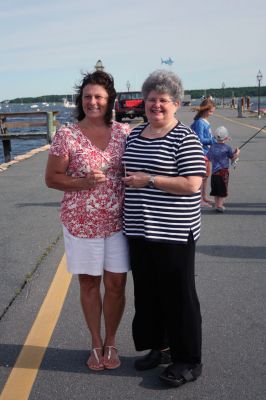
[{"xmin": 1, "ymin": 0, "xmax": 265, "ymax": 101}]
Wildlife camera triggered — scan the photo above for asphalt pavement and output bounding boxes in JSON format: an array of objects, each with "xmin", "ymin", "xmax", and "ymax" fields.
[{"xmin": 0, "ymin": 107, "xmax": 265, "ymax": 400}]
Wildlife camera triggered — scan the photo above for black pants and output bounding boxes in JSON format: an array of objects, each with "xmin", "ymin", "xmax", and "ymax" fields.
[{"xmin": 128, "ymin": 234, "xmax": 202, "ymax": 364}]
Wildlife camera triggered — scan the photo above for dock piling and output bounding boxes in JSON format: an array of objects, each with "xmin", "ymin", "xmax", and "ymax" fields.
[
  {"xmin": 1, "ymin": 119, "xmax": 11, "ymax": 163},
  {"xmin": 46, "ymin": 111, "xmax": 56, "ymax": 143},
  {"xmin": 0, "ymin": 111, "xmax": 59, "ymax": 162}
]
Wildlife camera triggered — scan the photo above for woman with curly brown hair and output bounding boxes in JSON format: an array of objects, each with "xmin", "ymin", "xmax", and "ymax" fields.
[{"xmin": 46, "ymin": 70, "xmax": 130, "ymax": 371}]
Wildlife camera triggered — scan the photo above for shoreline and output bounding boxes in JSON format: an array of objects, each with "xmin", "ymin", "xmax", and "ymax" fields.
[{"xmin": 0, "ymin": 144, "xmax": 50, "ymax": 172}]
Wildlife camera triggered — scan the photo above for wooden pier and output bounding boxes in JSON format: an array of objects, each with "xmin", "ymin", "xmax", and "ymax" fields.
[{"xmin": 0, "ymin": 111, "xmax": 59, "ymax": 162}]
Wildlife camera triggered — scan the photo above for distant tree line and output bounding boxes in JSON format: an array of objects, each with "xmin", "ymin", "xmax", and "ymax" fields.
[
  {"xmin": 184, "ymin": 86, "xmax": 266, "ymax": 99},
  {"xmin": 2, "ymin": 86, "xmax": 266, "ymax": 104},
  {"xmin": 6, "ymin": 95, "xmax": 71, "ymax": 104}
]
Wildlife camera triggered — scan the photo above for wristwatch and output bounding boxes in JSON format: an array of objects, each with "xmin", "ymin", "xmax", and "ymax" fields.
[{"xmin": 148, "ymin": 175, "xmax": 156, "ymax": 188}]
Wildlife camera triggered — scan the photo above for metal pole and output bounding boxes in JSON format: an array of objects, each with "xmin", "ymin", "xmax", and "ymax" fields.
[
  {"xmin": 258, "ymin": 80, "xmax": 261, "ymax": 118},
  {"xmin": 256, "ymin": 70, "xmax": 263, "ymax": 119},
  {"xmin": 222, "ymin": 82, "xmax": 225, "ymax": 107}
]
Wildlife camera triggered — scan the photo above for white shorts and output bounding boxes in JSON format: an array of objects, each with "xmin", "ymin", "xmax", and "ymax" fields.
[{"xmin": 62, "ymin": 225, "xmax": 130, "ymax": 276}]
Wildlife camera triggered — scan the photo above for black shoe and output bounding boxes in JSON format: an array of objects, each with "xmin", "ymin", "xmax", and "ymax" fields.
[
  {"xmin": 134, "ymin": 349, "xmax": 171, "ymax": 371},
  {"xmin": 160, "ymin": 362, "xmax": 202, "ymax": 387}
]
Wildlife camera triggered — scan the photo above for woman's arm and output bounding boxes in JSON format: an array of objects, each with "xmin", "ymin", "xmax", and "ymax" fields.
[
  {"xmin": 45, "ymin": 154, "xmax": 106, "ymax": 192},
  {"xmin": 123, "ymin": 171, "xmax": 202, "ymax": 195},
  {"xmin": 193, "ymin": 120, "xmax": 216, "ymax": 145}
]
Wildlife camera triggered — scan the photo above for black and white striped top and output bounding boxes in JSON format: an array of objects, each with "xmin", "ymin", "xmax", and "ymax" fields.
[{"xmin": 122, "ymin": 121, "xmax": 206, "ymax": 244}]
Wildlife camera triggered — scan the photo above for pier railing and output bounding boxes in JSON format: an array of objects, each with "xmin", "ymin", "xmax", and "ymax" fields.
[{"xmin": 0, "ymin": 111, "xmax": 59, "ymax": 163}]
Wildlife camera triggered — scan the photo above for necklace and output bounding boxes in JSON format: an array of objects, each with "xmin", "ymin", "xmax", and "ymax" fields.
[{"xmin": 148, "ymin": 120, "xmax": 177, "ymax": 135}]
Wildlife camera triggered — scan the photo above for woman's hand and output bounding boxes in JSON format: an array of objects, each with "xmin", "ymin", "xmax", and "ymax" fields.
[
  {"xmin": 123, "ymin": 171, "xmax": 202, "ymax": 195},
  {"xmin": 123, "ymin": 171, "xmax": 149, "ymax": 188},
  {"xmin": 85, "ymin": 169, "xmax": 107, "ymax": 188},
  {"xmin": 45, "ymin": 154, "xmax": 107, "ymax": 191}
]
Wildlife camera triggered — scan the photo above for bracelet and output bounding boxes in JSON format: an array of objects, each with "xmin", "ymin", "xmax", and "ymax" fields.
[{"xmin": 148, "ymin": 175, "xmax": 156, "ymax": 188}]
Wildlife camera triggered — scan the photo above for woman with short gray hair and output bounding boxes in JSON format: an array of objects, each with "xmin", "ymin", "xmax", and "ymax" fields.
[
  {"xmin": 142, "ymin": 69, "xmax": 184, "ymax": 102},
  {"xmin": 122, "ymin": 69, "xmax": 205, "ymax": 388}
]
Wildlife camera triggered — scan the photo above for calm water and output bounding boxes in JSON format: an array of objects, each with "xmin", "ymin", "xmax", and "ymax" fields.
[{"xmin": 0, "ymin": 103, "xmax": 75, "ymax": 164}]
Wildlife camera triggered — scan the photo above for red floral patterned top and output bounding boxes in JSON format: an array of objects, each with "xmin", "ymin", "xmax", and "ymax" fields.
[{"xmin": 49, "ymin": 121, "xmax": 130, "ymax": 238}]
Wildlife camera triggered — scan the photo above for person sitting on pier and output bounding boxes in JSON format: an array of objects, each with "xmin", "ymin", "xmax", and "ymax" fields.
[{"xmin": 45, "ymin": 70, "xmax": 130, "ymax": 371}]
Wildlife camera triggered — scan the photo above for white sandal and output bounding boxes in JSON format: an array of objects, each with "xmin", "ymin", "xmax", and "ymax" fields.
[
  {"xmin": 86, "ymin": 347, "xmax": 104, "ymax": 371},
  {"xmin": 103, "ymin": 346, "xmax": 121, "ymax": 369}
]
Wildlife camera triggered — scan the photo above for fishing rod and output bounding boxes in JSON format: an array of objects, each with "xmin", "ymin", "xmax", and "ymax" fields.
[{"xmin": 232, "ymin": 124, "xmax": 266, "ymax": 168}]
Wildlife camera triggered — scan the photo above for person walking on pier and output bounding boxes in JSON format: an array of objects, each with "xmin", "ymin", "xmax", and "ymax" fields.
[
  {"xmin": 206, "ymin": 126, "xmax": 240, "ymax": 212},
  {"xmin": 122, "ymin": 70, "xmax": 205, "ymax": 387},
  {"xmin": 45, "ymin": 70, "xmax": 130, "ymax": 371},
  {"xmin": 191, "ymin": 98, "xmax": 216, "ymax": 207}
]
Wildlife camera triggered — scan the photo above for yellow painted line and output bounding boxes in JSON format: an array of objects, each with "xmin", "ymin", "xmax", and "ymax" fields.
[
  {"xmin": 0, "ymin": 254, "xmax": 72, "ymax": 400},
  {"xmin": 215, "ymin": 112, "xmax": 266, "ymax": 132}
]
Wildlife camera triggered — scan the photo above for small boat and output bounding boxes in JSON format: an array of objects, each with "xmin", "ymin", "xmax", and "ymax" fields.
[
  {"xmin": 63, "ymin": 97, "xmax": 75, "ymax": 108},
  {"xmin": 30, "ymin": 104, "xmax": 39, "ymax": 108}
]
